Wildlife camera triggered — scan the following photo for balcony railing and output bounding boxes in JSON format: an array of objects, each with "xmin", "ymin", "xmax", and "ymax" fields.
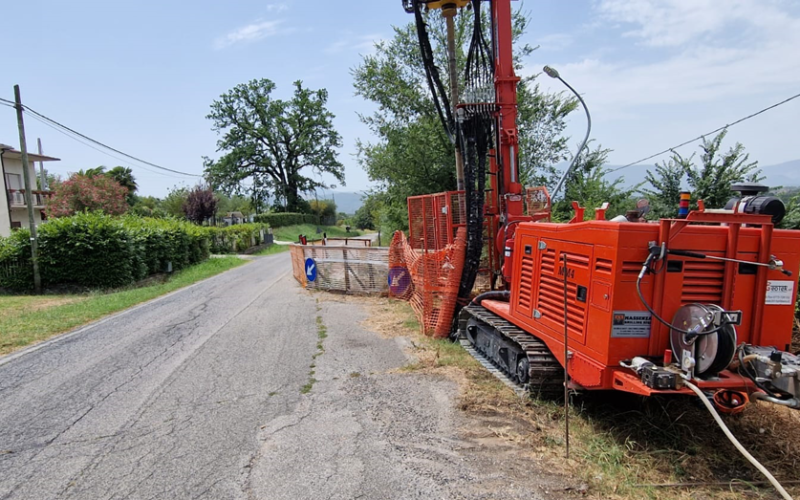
[{"xmin": 7, "ymin": 189, "xmax": 53, "ymax": 208}]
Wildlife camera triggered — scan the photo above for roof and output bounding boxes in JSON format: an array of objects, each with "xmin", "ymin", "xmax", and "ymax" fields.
[{"xmin": 0, "ymin": 144, "xmax": 60, "ymax": 162}]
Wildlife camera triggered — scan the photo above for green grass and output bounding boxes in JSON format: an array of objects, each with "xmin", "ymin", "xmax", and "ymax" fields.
[
  {"xmin": 272, "ymin": 224, "xmax": 362, "ymax": 243},
  {"xmin": 0, "ymin": 256, "xmax": 246, "ymax": 355},
  {"xmin": 251, "ymin": 244, "xmax": 291, "ymax": 256}
]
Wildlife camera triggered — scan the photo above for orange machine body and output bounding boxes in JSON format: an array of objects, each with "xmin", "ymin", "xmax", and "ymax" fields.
[{"xmin": 481, "ymin": 211, "xmax": 800, "ymax": 396}]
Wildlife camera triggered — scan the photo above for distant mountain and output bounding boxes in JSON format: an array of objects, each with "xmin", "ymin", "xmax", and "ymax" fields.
[
  {"xmin": 606, "ymin": 159, "xmax": 800, "ymax": 191},
  {"xmin": 329, "ymin": 191, "xmax": 367, "ymax": 215}
]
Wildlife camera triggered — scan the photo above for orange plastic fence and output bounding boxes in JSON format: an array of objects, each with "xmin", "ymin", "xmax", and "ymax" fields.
[{"xmin": 388, "ymin": 227, "xmax": 466, "ymax": 338}]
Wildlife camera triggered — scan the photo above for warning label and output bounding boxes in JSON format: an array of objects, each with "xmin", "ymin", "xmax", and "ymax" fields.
[
  {"xmin": 611, "ymin": 311, "xmax": 652, "ymax": 338},
  {"xmin": 765, "ymin": 280, "xmax": 795, "ymax": 305}
]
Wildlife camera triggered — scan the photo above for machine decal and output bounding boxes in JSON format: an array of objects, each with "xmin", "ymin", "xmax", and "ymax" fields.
[
  {"xmin": 611, "ymin": 311, "xmax": 652, "ymax": 338},
  {"xmin": 765, "ymin": 280, "xmax": 794, "ymax": 305}
]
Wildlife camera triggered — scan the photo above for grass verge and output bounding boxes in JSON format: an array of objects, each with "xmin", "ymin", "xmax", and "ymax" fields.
[
  {"xmin": 0, "ymin": 256, "xmax": 246, "ymax": 356},
  {"xmin": 272, "ymin": 224, "xmax": 361, "ymax": 243},
  {"xmin": 252, "ymin": 244, "xmax": 291, "ymax": 256},
  {"xmin": 362, "ymin": 297, "xmax": 800, "ymax": 500},
  {"xmin": 301, "ymin": 300, "xmax": 328, "ymax": 394}
]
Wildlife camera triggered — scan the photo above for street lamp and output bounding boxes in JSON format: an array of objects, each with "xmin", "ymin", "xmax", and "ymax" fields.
[{"xmin": 543, "ymin": 66, "xmax": 592, "ymax": 199}]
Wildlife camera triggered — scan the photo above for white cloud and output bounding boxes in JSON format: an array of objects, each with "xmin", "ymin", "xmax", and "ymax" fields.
[
  {"xmin": 214, "ymin": 20, "xmax": 285, "ymax": 49},
  {"xmin": 536, "ymin": 33, "xmax": 573, "ymax": 51},
  {"xmin": 597, "ymin": 0, "xmax": 793, "ymax": 47},
  {"xmin": 324, "ymin": 33, "xmax": 385, "ymax": 55},
  {"xmin": 266, "ymin": 3, "xmax": 289, "ymax": 13},
  {"xmin": 529, "ymin": 0, "xmax": 800, "ymax": 115}
]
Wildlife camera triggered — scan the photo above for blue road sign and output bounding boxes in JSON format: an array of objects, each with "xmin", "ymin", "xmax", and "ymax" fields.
[
  {"xmin": 305, "ymin": 258, "xmax": 317, "ymax": 282},
  {"xmin": 388, "ymin": 266, "xmax": 411, "ymax": 296}
]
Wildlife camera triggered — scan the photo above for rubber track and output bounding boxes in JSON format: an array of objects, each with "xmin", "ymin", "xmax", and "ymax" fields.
[{"xmin": 460, "ymin": 304, "xmax": 564, "ymax": 396}]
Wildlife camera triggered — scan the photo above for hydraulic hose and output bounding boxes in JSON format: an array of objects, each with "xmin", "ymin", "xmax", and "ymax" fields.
[
  {"xmin": 471, "ymin": 291, "xmax": 510, "ymax": 305},
  {"xmin": 684, "ymin": 381, "xmax": 794, "ymax": 500}
]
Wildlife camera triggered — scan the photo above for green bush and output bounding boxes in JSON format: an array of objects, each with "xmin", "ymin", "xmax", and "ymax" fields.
[
  {"xmin": 37, "ymin": 212, "xmax": 136, "ymax": 288},
  {"xmin": 0, "ymin": 213, "xmax": 218, "ymax": 291},
  {"xmin": 253, "ymin": 212, "xmax": 318, "ymax": 228},
  {"xmin": 0, "ymin": 229, "xmax": 34, "ymax": 290},
  {"xmin": 208, "ymin": 223, "xmax": 269, "ymax": 254}
]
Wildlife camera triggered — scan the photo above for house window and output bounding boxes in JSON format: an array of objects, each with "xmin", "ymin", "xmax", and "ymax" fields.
[
  {"xmin": 4, "ymin": 173, "xmax": 22, "ymax": 190},
  {"xmin": 11, "ymin": 221, "xmax": 22, "ymax": 229}
]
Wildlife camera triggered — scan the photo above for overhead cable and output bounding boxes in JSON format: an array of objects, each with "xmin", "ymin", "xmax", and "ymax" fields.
[
  {"xmin": 0, "ymin": 96, "xmax": 201, "ymax": 177},
  {"xmin": 607, "ymin": 91, "xmax": 800, "ymax": 173}
]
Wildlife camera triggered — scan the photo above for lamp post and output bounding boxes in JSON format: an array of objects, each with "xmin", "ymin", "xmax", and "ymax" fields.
[{"xmin": 543, "ymin": 66, "xmax": 592, "ymax": 200}]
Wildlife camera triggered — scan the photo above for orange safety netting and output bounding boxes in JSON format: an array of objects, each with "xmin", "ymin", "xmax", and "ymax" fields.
[{"xmin": 388, "ymin": 227, "xmax": 466, "ymax": 338}]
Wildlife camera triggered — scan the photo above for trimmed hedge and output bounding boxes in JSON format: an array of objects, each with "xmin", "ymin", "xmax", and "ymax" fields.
[
  {"xmin": 253, "ymin": 212, "xmax": 319, "ymax": 228},
  {"xmin": 208, "ymin": 224, "xmax": 270, "ymax": 254},
  {"xmin": 0, "ymin": 229, "xmax": 35, "ymax": 290},
  {"xmin": 0, "ymin": 213, "xmax": 214, "ymax": 290}
]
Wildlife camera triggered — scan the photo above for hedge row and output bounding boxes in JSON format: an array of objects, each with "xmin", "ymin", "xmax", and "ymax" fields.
[
  {"xmin": 253, "ymin": 212, "xmax": 320, "ymax": 228},
  {"xmin": 208, "ymin": 224, "xmax": 270, "ymax": 254},
  {"xmin": 0, "ymin": 213, "xmax": 214, "ymax": 290}
]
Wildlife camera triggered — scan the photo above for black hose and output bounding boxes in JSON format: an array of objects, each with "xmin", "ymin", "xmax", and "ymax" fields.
[
  {"xmin": 472, "ymin": 290, "xmax": 510, "ymax": 305},
  {"xmin": 635, "ymin": 255, "xmax": 725, "ymax": 337}
]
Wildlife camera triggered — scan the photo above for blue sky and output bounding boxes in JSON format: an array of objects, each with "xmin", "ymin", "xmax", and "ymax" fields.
[{"xmin": 1, "ymin": 0, "xmax": 798, "ymax": 198}]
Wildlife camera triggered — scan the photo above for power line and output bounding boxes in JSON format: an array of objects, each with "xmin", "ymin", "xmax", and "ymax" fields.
[
  {"xmin": 0, "ymin": 96, "xmax": 201, "ymax": 177},
  {"xmin": 609, "ymin": 92, "xmax": 800, "ymax": 173},
  {"xmin": 25, "ymin": 112, "xmax": 190, "ymax": 180}
]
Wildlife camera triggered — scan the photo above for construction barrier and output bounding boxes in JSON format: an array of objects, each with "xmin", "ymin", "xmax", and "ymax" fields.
[
  {"xmin": 290, "ymin": 243, "xmax": 389, "ymax": 295},
  {"xmin": 388, "ymin": 228, "xmax": 466, "ymax": 338}
]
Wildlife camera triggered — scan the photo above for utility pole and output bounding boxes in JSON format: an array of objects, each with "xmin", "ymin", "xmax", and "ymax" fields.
[
  {"xmin": 14, "ymin": 85, "xmax": 42, "ymax": 293},
  {"xmin": 37, "ymin": 138, "xmax": 47, "ymax": 190}
]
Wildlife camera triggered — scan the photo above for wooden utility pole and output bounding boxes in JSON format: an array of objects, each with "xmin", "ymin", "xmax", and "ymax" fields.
[{"xmin": 14, "ymin": 85, "xmax": 42, "ymax": 293}]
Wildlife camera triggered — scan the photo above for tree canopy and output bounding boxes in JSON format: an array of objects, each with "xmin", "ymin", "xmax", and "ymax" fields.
[
  {"xmin": 641, "ymin": 130, "xmax": 762, "ymax": 215},
  {"xmin": 352, "ymin": 9, "xmax": 575, "ymax": 232},
  {"xmin": 204, "ymin": 79, "xmax": 344, "ymax": 213},
  {"xmin": 45, "ymin": 173, "xmax": 128, "ymax": 218}
]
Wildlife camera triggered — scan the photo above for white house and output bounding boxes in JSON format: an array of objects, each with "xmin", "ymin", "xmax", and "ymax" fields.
[{"xmin": 0, "ymin": 143, "xmax": 60, "ymax": 237}]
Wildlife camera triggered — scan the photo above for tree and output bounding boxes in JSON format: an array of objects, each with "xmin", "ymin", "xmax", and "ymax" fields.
[
  {"xmin": 552, "ymin": 144, "xmax": 637, "ymax": 221},
  {"xmin": 45, "ymin": 174, "xmax": 128, "ymax": 218},
  {"xmin": 204, "ymin": 79, "xmax": 344, "ymax": 213},
  {"xmin": 216, "ymin": 193, "xmax": 253, "ymax": 218},
  {"xmin": 352, "ymin": 9, "xmax": 575, "ymax": 232},
  {"xmin": 106, "ymin": 166, "xmax": 138, "ymax": 205},
  {"xmin": 183, "ymin": 186, "xmax": 218, "ymax": 224},
  {"xmin": 677, "ymin": 130, "xmax": 762, "ymax": 209},
  {"xmin": 161, "ymin": 186, "xmax": 189, "ymax": 218},
  {"xmin": 641, "ymin": 159, "xmax": 684, "ymax": 219}
]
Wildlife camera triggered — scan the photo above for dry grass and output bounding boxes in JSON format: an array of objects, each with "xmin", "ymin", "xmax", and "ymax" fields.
[{"xmin": 360, "ymin": 297, "xmax": 800, "ymax": 500}]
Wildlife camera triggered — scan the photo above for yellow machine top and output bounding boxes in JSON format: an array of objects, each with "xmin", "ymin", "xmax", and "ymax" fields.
[{"xmin": 424, "ymin": 0, "xmax": 471, "ymax": 10}]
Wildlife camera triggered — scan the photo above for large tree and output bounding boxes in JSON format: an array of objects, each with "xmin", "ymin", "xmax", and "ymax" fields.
[
  {"xmin": 204, "ymin": 79, "xmax": 344, "ymax": 213},
  {"xmin": 352, "ymin": 9, "xmax": 575, "ymax": 231}
]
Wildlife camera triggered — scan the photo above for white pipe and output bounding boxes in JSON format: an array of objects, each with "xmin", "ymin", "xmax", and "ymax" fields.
[{"xmin": 684, "ymin": 381, "xmax": 794, "ymax": 500}]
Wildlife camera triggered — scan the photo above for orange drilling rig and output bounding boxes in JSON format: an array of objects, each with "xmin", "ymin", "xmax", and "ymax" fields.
[{"xmin": 398, "ymin": 0, "xmax": 800, "ymax": 414}]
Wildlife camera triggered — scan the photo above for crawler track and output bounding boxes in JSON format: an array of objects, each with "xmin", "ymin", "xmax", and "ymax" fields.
[{"xmin": 458, "ymin": 304, "xmax": 563, "ymax": 396}]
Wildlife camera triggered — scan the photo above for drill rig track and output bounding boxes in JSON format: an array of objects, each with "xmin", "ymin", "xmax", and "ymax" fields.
[{"xmin": 458, "ymin": 304, "xmax": 563, "ymax": 396}]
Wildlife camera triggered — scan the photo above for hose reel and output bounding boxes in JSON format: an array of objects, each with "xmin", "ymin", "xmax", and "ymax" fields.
[{"xmin": 670, "ymin": 303, "xmax": 739, "ymax": 377}]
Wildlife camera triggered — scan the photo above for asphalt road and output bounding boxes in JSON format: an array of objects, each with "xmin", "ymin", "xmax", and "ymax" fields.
[{"xmin": 0, "ymin": 252, "xmax": 558, "ymax": 499}]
